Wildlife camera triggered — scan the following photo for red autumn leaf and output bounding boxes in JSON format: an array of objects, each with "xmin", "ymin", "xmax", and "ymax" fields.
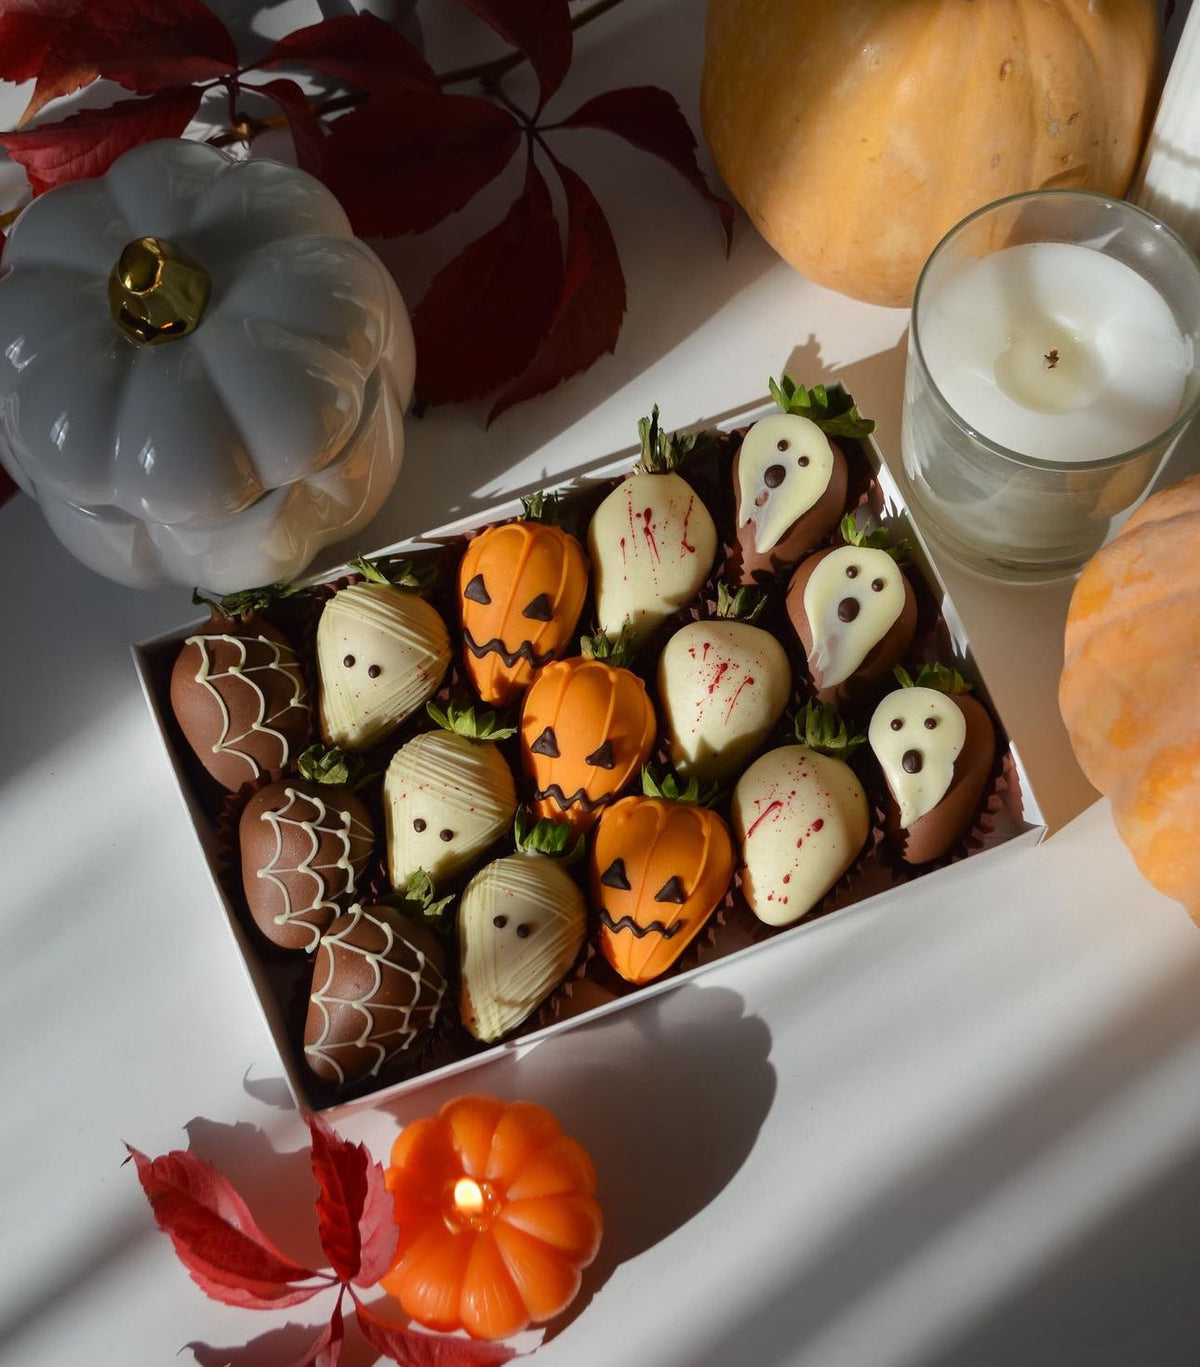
[
  {"xmin": 0, "ymin": 3, "xmax": 72, "ymax": 84},
  {"xmin": 249, "ymin": 78, "xmax": 327, "ymax": 178},
  {"xmin": 0, "ymin": 466, "xmax": 18, "ymax": 507},
  {"xmin": 175, "ymin": 1263, "xmax": 326, "ymax": 1311},
  {"xmin": 413, "ymin": 162, "xmax": 563, "ymax": 406},
  {"xmin": 0, "ymin": 86, "xmax": 202, "ymax": 194},
  {"xmin": 279, "ymin": 1301, "xmax": 344, "ymax": 1367},
  {"xmin": 256, "ymin": 13, "xmax": 437, "ymax": 98},
  {"xmin": 305, "ymin": 1112, "xmax": 397, "ymax": 1287},
  {"xmin": 454, "ymin": 0, "xmax": 571, "ymax": 114},
  {"xmin": 13, "ymin": 0, "xmax": 237, "ymax": 125},
  {"xmin": 126, "ymin": 1145, "xmax": 324, "ymax": 1307},
  {"xmin": 551, "ymin": 86, "xmax": 734, "ymax": 251},
  {"xmin": 323, "ymin": 90, "xmax": 520, "ymax": 238},
  {"xmin": 490, "ymin": 155, "xmax": 626, "ymax": 422},
  {"xmin": 355, "ymin": 1301, "xmax": 518, "ymax": 1367}
]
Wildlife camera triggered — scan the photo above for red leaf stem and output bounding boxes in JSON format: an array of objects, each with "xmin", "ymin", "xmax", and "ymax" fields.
[
  {"xmin": 280, "ymin": 1297, "xmax": 345, "ymax": 1367},
  {"xmin": 248, "ymin": 78, "xmax": 327, "ymax": 177}
]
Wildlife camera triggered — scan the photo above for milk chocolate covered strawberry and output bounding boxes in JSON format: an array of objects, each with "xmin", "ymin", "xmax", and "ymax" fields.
[{"xmin": 868, "ymin": 665, "xmax": 995, "ymax": 864}]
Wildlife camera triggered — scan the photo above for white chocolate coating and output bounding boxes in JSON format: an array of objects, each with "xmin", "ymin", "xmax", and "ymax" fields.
[
  {"xmin": 317, "ymin": 583, "xmax": 451, "ymax": 750},
  {"xmin": 803, "ymin": 546, "xmax": 905, "ymax": 688},
  {"xmin": 458, "ymin": 854, "xmax": 585, "ymax": 1043},
  {"xmin": 737, "ymin": 414, "xmax": 835, "ymax": 554},
  {"xmin": 868, "ymin": 687, "xmax": 965, "ymax": 828},
  {"xmin": 657, "ymin": 620, "xmax": 792, "ymax": 783},
  {"xmin": 384, "ymin": 731, "xmax": 517, "ymax": 888},
  {"xmin": 588, "ymin": 471, "xmax": 717, "ymax": 639},
  {"xmin": 732, "ymin": 744, "xmax": 869, "ymax": 926}
]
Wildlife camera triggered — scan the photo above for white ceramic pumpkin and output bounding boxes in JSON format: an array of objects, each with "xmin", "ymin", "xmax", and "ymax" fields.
[{"xmin": 0, "ymin": 138, "xmax": 415, "ymax": 590}]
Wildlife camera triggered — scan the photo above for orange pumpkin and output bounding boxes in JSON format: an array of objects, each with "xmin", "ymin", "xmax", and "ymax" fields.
[
  {"xmin": 1059, "ymin": 473, "xmax": 1200, "ymax": 921},
  {"xmin": 380, "ymin": 1094, "xmax": 603, "ymax": 1341},
  {"xmin": 459, "ymin": 521, "xmax": 589, "ymax": 706},
  {"xmin": 520, "ymin": 657, "xmax": 657, "ymax": 832},
  {"xmin": 592, "ymin": 796, "xmax": 734, "ymax": 984},
  {"xmin": 701, "ymin": 0, "xmax": 1160, "ymax": 306}
]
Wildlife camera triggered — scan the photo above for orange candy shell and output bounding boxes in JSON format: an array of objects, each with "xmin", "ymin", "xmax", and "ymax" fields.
[
  {"xmin": 380, "ymin": 1095, "xmax": 602, "ymax": 1341},
  {"xmin": 459, "ymin": 523, "xmax": 589, "ymax": 706}
]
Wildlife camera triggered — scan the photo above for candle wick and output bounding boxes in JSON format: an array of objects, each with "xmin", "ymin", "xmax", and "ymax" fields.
[{"xmin": 1044, "ymin": 348, "xmax": 1060, "ymax": 370}]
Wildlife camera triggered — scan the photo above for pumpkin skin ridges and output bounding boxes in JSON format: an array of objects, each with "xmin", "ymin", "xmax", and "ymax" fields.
[
  {"xmin": 1110, "ymin": 737, "xmax": 1200, "ymax": 921},
  {"xmin": 701, "ymin": 0, "xmax": 1159, "ymax": 306}
]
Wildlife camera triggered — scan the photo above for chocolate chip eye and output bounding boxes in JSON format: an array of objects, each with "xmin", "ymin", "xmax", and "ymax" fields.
[
  {"xmin": 837, "ymin": 597, "xmax": 860, "ymax": 623},
  {"xmin": 763, "ymin": 463, "xmax": 786, "ymax": 488},
  {"xmin": 464, "ymin": 574, "xmax": 490, "ymax": 604},
  {"xmin": 600, "ymin": 858, "xmax": 631, "ymax": 890},
  {"xmin": 889, "ymin": 718, "xmax": 903, "ymax": 732},
  {"xmin": 343, "ymin": 654, "xmax": 355, "ymax": 667},
  {"xmin": 871, "ymin": 578, "xmax": 886, "ymax": 592},
  {"xmin": 798, "ymin": 455, "xmax": 810, "ymax": 467},
  {"xmin": 903, "ymin": 749, "xmax": 923, "ymax": 773},
  {"xmin": 845, "ymin": 565, "xmax": 859, "ymax": 579},
  {"xmin": 523, "ymin": 593, "xmax": 553, "ymax": 621},
  {"xmin": 776, "ymin": 438, "xmax": 789, "ymax": 452},
  {"xmin": 530, "ymin": 727, "xmax": 559, "ymax": 757},
  {"xmin": 654, "ymin": 876, "xmax": 687, "ymax": 904},
  {"xmin": 367, "ymin": 664, "xmax": 381, "ymax": 678},
  {"xmin": 439, "ymin": 828, "xmax": 454, "ymax": 842},
  {"xmin": 492, "ymin": 914, "xmax": 507, "ymax": 929},
  {"xmin": 585, "ymin": 739, "xmax": 615, "ymax": 769},
  {"xmin": 924, "ymin": 717, "xmax": 938, "ymax": 730},
  {"xmin": 413, "ymin": 818, "xmax": 427, "ymax": 832},
  {"xmin": 516, "ymin": 923, "xmax": 532, "ymax": 939}
]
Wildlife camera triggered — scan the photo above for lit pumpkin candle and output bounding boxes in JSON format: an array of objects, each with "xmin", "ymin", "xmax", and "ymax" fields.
[{"xmin": 379, "ymin": 1094, "xmax": 603, "ymax": 1340}]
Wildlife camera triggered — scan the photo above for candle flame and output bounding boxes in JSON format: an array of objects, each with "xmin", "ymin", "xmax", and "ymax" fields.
[{"xmin": 453, "ymin": 1177, "xmax": 485, "ymax": 1217}]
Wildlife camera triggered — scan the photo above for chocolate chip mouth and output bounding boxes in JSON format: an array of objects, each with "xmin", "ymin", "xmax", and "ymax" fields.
[
  {"xmin": 599, "ymin": 908, "xmax": 683, "ymax": 939},
  {"xmin": 533, "ymin": 783, "xmax": 610, "ymax": 812},
  {"xmin": 463, "ymin": 627, "xmax": 556, "ymax": 669}
]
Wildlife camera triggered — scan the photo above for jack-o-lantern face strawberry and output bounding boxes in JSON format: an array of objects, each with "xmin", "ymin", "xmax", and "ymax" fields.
[
  {"xmin": 591, "ymin": 796, "xmax": 734, "ymax": 984},
  {"xmin": 520, "ymin": 657, "xmax": 656, "ymax": 832},
  {"xmin": 459, "ymin": 521, "xmax": 589, "ymax": 706}
]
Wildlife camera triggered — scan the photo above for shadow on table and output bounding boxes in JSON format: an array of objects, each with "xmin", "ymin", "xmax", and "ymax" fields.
[{"xmin": 678, "ymin": 951, "xmax": 1200, "ymax": 1367}]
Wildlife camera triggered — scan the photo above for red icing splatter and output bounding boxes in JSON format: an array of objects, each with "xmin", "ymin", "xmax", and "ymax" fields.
[
  {"xmin": 811, "ymin": 818, "xmax": 824, "ymax": 832},
  {"xmin": 680, "ymin": 495, "xmax": 696, "ymax": 554},
  {"xmin": 724, "ymin": 674, "xmax": 755, "ymax": 722},
  {"xmin": 702, "ymin": 641, "xmax": 711, "ymax": 661},
  {"xmin": 641, "ymin": 507, "xmax": 661, "ymax": 563},
  {"xmin": 747, "ymin": 799, "xmax": 783, "ymax": 838},
  {"xmin": 618, "ymin": 535, "xmax": 627, "ymax": 564},
  {"xmin": 782, "ymin": 873, "xmax": 791, "ymax": 884},
  {"xmin": 707, "ymin": 661, "xmax": 730, "ymax": 694}
]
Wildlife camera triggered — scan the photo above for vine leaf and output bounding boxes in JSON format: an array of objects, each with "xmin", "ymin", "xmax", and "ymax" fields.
[
  {"xmin": 249, "ymin": 77, "xmax": 328, "ymax": 178},
  {"xmin": 489, "ymin": 155, "xmax": 626, "ymax": 423},
  {"xmin": 0, "ymin": 85, "xmax": 202, "ymax": 194},
  {"xmin": 306, "ymin": 1112, "xmax": 397, "ymax": 1288},
  {"xmin": 256, "ymin": 13, "xmax": 437, "ymax": 97},
  {"xmin": 552, "ymin": 86, "xmax": 734, "ymax": 251},
  {"xmin": 414, "ymin": 161, "xmax": 563, "ymax": 405},
  {"xmin": 323, "ymin": 89, "xmax": 521, "ymax": 238},
  {"xmin": 457, "ymin": 0, "xmax": 572, "ymax": 114},
  {"xmin": 281, "ymin": 1299, "xmax": 344, "ymax": 1367},
  {"xmin": 355, "ymin": 1299, "xmax": 519, "ymax": 1365}
]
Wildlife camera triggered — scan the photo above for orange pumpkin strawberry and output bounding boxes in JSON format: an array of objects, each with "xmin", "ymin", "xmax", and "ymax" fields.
[
  {"xmin": 459, "ymin": 502, "xmax": 589, "ymax": 706},
  {"xmin": 520, "ymin": 640, "xmax": 657, "ymax": 832},
  {"xmin": 380, "ymin": 1094, "xmax": 603, "ymax": 1340},
  {"xmin": 591, "ymin": 778, "xmax": 734, "ymax": 984}
]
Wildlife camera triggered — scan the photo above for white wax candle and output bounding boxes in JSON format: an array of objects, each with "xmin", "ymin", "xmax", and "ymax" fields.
[{"xmin": 921, "ymin": 242, "xmax": 1190, "ymax": 462}]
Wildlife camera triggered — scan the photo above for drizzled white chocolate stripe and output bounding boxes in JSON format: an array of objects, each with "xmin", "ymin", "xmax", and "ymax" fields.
[
  {"xmin": 258, "ymin": 788, "xmax": 374, "ymax": 951},
  {"xmin": 187, "ymin": 632, "xmax": 307, "ymax": 778},
  {"xmin": 305, "ymin": 905, "xmax": 447, "ymax": 1084}
]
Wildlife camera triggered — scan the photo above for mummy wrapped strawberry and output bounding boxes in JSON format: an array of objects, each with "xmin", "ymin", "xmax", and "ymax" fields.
[
  {"xmin": 657, "ymin": 585, "xmax": 792, "ymax": 784},
  {"xmin": 520, "ymin": 630, "xmax": 657, "ymax": 833},
  {"xmin": 240, "ymin": 744, "xmax": 375, "ymax": 952},
  {"xmin": 458, "ymin": 494, "xmax": 589, "ymax": 706},
  {"xmin": 304, "ymin": 889, "xmax": 449, "ymax": 1086},
  {"xmin": 317, "ymin": 559, "xmax": 451, "ymax": 752},
  {"xmin": 588, "ymin": 407, "xmax": 718, "ymax": 642},
  {"xmin": 592, "ymin": 770, "xmax": 734, "ymax": 985},
  {"xmin": 787, "ymin": 516, "xmax": 917, "ymax": 707},
  {"xmin": 384, "ymin": 702, "xmax": 518, "ymax": 889},
  {"xmin": 458, "ymin": 815, "xmax": 587, "ymax": 1043},
  {"xmin": 170, "ymin": 590, "xmax": 312, "ymax": 791},
  {"xmin": 731, "ymin": 704, "xmax": 870, "ymax": 926},
  {"xmin": 729, "ymin": 377, "xmax": 873, "ymax": 585},
  {"xmin": 869, "ymin": 666, "xmax": 996, "ymax": 864}
]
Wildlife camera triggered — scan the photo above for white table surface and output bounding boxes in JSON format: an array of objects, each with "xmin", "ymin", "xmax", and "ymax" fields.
[{"xmin": 3, "ymin": 4, "xmax": 1200, "ymax": 1366}]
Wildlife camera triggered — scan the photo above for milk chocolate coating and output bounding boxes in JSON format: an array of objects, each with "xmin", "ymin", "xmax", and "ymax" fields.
[
  {"xmin": 239, "ymin": 779, "xmax": 374, "ymax": 951},
  {"xmin": 304, "ymin": 905, "xmax": 447, "ymax": 1085},
  {"xmin": 170, "ymin": 616, "xmax": 312, "ymax": 791},
  {"xmin": 728, "ymin": 439, "xmax": 849, "ymax": 585},
  {"xmin": 786, "ymin": 547, "xmax": 917, "ymax": 709},
  {"xmin": 888, "ymin": 694, "xmax": 996, "ymax": 864}
]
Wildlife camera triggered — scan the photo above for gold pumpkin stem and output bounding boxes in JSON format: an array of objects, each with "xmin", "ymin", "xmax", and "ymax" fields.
[{"xmin": 108, "ymin": 236, "xmax": 211, "ymax": 345}]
